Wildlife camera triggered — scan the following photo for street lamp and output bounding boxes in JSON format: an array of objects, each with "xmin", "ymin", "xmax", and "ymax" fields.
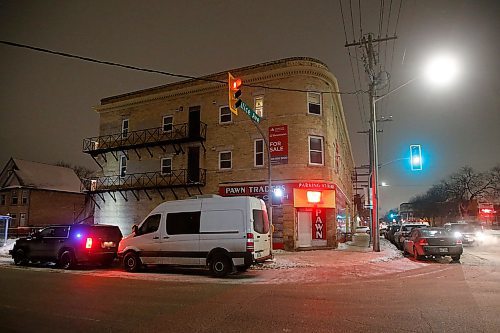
[{"xmin": 369, "ymin": 53, "xmax": 461, "ymax": 252}]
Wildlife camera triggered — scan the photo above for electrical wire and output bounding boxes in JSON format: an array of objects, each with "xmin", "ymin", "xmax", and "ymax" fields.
[
  {"xmin": 339, "ymin": 0, "xmax": 369, "ymax": 129},
  {"xmin": 0, "ymin": 40, "xmax": 363, "ymax": 95}
]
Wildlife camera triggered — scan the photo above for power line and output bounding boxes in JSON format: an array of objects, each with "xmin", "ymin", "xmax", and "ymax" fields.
[
  {"xmin": 339, "ymin": 0, "xmax": 368, "ymax": 128},
  {"xmin": 0, "ymin": 40, "xmax": 363, "ymax": 95}
]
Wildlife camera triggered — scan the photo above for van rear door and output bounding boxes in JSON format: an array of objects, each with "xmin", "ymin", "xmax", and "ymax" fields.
[{"xmin": 251, "ymin": 199, "xmax": 271, "ymax": 260}]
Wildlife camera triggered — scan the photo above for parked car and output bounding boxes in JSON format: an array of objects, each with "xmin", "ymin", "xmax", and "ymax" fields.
[
  {"xmin": 10, "ymin": 224, "xmax": 123, "ymax": 269},
  {"xmin": 385, "ymin": 225, "xmax": 401, "ymax": 243},
  {"xmin": 444, "ymin": 222, "xmax": 484, "ymax": 246},
  {"xmin": 403, "ymin": 227, "xmax": 463, "ymax": 261},
  {"xmin": 394, "ymin": 223, "xmax": 429, "ymax": 249},
  {"xmin": 118, "ymin": 195, "xmax": 272, "ymax": 277},
  {"xmin": 354, "ymin": 226, "xmax": 370, "ymax": 234}
]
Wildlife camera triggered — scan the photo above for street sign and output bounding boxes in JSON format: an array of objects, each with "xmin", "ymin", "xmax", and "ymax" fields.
[{"xmin": 239, "ymin": 101, "xmax": 261, "ymax": 123}]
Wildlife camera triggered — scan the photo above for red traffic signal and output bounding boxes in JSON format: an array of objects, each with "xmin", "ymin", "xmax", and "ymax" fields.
[{"xmin": 228, "ymin": 72, "xmax": 242, "ymax": 115}]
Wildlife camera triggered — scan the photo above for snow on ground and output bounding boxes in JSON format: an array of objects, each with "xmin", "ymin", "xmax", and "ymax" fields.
[{"xmin": 0, "ymin": 238, "xmax": 15, "ymax": 262}]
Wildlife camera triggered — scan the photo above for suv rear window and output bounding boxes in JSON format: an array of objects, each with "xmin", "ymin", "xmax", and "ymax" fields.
[{"xmin": 253, "ymin": 209, "xmax": 270, "ymax": 234}]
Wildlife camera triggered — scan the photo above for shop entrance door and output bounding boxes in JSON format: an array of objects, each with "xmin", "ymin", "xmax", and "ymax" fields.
[{"xmin": 297, "ymin": 211, "xmax": 312, "ymax": 247}]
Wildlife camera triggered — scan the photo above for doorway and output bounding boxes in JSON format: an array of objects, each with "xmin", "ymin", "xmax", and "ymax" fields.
[
  {"xmin": 297, "ymin": 211, "xmax": 312, "ymax": 247},
  {"xmin": 188, "ymin": 106, "xmax": 201, "ymax": 138},
  {"xmin": 187, "ymin": 147, "xmax": 200, "ymax": 183}
]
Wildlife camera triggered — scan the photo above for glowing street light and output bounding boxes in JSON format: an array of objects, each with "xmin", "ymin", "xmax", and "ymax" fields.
[{"xmin": 423, "ymin": 53, "xmax": 460, "ymax": 87}]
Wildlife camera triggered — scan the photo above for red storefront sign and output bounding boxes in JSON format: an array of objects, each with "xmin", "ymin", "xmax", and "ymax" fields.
[
  {"xmin": 269, "ymin": 125, "xmax": 288, "ymax": 165},
  {"xmin": 219, "ymin": 182, "xmax": 335, "ymax": 204},
  {"xmin": 312, "ymin": 207, "xmax": 327, "ymax": 239}
]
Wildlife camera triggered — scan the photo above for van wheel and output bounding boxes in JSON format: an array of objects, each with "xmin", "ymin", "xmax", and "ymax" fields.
[
  {"xmin": 59, "ymin": 250, "xmax": 76, "ymax": 269},
  {"xmin": 210, "ymin": 254, "xmax": 231, "ymax": 277},
  {"xmin": 451, "ymin": 255, "xmax": 461, "ymax": 262},
  {"xmin": 13, "ymin": 248, "xmax": 29, "ymax": 266},
  {"xmin": 123, "ymin": 252, "xmax": 141, "ymax": 272}
]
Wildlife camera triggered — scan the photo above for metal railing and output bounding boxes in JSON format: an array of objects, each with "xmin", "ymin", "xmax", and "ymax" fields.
[
  {"xmin": 82, "ymin": 169, "xmax": 207, "ymax": 193},
  {"xmin": 82, "ymin": 122, "xmax": 207, "ymax": 154}
]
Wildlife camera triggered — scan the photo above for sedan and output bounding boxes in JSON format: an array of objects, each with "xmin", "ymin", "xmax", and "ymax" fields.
[{"xmin": 403, "ymin": 227, "xmax": 463, "ymax": 262}]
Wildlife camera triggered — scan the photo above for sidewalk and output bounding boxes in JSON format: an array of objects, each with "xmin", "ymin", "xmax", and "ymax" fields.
[{"xmin": 258, "ymin": 238, "xmax": 402, "ymax": 270}]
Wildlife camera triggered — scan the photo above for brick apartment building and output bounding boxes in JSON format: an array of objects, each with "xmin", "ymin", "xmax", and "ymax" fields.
[
  {"xmin": 82, "ymin": 57, "xmax": 354, "ymax": 250},
  {"xmin": 0, "ymin": 158, "xmax": 90, "ymax": 229}
]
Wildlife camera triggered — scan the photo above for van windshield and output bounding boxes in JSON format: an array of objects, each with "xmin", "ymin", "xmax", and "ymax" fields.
[{"xmin": 253, "ymin": 209, "xmax": 270, "ymax": 234}]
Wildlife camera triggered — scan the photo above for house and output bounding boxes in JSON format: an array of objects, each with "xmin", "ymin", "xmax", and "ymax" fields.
[
  {"xmin": 0, "ymin": 158, "xmax": 91, "ymax": 228},
  {"xmin": 82, "ymin": 57, "xmax": 355, "ymax": 250}
]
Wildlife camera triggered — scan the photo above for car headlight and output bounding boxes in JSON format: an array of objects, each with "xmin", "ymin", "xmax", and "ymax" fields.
[{"xmin": 454, "ymin": 231, "xmax": 462, "ymax": 238}]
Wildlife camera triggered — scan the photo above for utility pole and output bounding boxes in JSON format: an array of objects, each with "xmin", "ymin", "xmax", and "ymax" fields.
[{"xmin": 346, "ymin": 33, "xmax": 397, "ymax": 252}]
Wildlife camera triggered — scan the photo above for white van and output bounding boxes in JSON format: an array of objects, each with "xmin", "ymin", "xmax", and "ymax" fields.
[{"xmin": 118, "ymin": 195, "xmax": 272, "ymax": 277}]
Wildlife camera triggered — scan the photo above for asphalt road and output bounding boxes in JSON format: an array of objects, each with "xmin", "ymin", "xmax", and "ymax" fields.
[{"xmin": 1, "ymin": 243, "xmax": 499, "ymax": 332}]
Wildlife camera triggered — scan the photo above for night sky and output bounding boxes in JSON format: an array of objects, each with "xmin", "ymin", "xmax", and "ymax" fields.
[{"xmin": 1, "ymin": 0, "xmax": 499, "ymax": 214}]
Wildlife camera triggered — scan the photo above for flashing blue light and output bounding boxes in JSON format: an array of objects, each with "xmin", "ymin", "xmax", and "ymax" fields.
[
  {"xmin": 76, "ymin": 233, "xmax": 82, "ymax": 238},
  {"xmin": 273, "ymin": 188, "xmax": 283, "ymax": 197}
]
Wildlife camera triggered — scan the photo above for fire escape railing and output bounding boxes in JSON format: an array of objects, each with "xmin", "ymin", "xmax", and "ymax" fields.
[
  {"xmin": 82, "ymin": 169, "xmax": 207, "ymax": 193},
  {"xmin": 82, "ymin": 122, "xmax": 207, "ymax": 155}
]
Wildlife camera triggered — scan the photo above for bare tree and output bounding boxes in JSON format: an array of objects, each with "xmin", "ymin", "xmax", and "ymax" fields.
[{"xmin": 443, "ymin": 166, "xmax": 495, "ymax": 218}]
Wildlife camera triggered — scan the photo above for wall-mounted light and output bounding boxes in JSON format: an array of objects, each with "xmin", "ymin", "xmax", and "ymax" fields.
[{"xmin": 306, "ymin": 191, "xmax": 321, "ymax": 203}]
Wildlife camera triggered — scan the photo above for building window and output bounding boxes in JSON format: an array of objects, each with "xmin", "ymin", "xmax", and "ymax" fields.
[
  {"xmin": 161, "ymin": 158, "xmax": 172, "ymax": 175},
  {"xmin": 307, "ymin": 92, "xmax": 322, "ymax": 115},
  {"xmin": 119, "ymin": 155, "xmax": 127, "ymax": 178},
  {"xmin": 11, "ymin": 191, "xmax": 18, "ymax": 205},
  {"xmin": 122, "ymin": 119, "xmax": 129, "ymax": 138},
  {"xmin": 254, "ymin": 96, "xmax": 264, "ymax": 117},
  {"xmin": 162, "ymin": 115, "xmax": 173, "ymax": 132},
  {"xmin": 219, "ymin": 106, "xmax": 232, "ymax": 124},
  {"xmin": 0, "ymin": 194, "xmax": 5, "ymax": 205},
  {"xmin": 21, "ymin": 190, "xmax": 28, "ymax": 205},
  {"xmin": 20, "ymin": 213, "xmax": 27, "ymax": 226},
  {"xmin": 254, "ymin": 139, "xmax": 264, "ymax": 167},
  {"xmin": 309, "ymin": 136, "xmax": 324, "ymax": 165},
  {"xmin": 219, "ymin": 151, "xmax": 232, "ymax": 170}
]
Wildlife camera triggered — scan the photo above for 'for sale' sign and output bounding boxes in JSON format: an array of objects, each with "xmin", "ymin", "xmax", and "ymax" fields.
[{"xmin": 269, "ymin": 125, "xmax": 288, "ymax": 165}]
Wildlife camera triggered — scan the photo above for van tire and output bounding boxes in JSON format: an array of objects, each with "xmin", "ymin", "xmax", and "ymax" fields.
[
  {"xmin": 210, "ymin": 254, "xmax": 231, "ymax": 277},
  {"xmin": 59, "ymin": 250, "xmax": 76, "ymax": 269},
  {"xmin": 123, "ymin": 252, "xmax": 141, "ymax": 272}
]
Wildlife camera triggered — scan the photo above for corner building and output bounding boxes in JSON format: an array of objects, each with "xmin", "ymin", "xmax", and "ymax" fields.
[{"xmin": 83, "ymin": 58, "xmax": 354, "ymax": 251}]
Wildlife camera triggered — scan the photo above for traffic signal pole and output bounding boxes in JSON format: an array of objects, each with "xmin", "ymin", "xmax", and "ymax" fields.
[{"xmin": 228, "ymin": 72, "xmax": 273, "ymax": 254}]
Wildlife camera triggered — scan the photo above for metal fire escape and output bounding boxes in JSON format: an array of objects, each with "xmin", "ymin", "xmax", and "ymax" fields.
[{"xmin": 82, "ymin": 122, "xmax": 207, "ymax": 207}]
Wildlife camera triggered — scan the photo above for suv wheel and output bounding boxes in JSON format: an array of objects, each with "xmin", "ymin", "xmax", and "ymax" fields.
[
  {"xmin": 13, "ymin": 248, "xmax": 29, "ymax": 266},
  {"xmin": 123, "ymin": 252, "xmax": 141, "ymax": 272},
  {"xmin": 59, "ymin": 250, "xmax": 76, "ymax": 269}
]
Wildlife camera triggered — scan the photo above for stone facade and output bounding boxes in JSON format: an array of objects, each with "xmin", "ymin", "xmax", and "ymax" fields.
[{"xmin": 88, "ymin": 57, "xmax": 354, "ymax": 250}]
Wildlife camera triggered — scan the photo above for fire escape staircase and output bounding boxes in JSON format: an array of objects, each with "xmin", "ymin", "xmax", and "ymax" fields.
[{"xmin": 82, "ymin": 122, "xmax": 207, "ymax": 207}]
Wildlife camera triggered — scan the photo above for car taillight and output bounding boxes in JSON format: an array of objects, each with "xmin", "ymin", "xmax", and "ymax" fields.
[
  {"xmin": 456, "ymin": 239, "xmax": 462, "ymax": 245},
  {"xmin": 418, "ymin": 238, "xmax": 428, "ymax": 246},
  {"xmin": 246, "ymin": 233, "xmax": 254, "ymax": 252},
  {"xmin": 85, "ymin": 237, "xmax": 93, "ymax": 249}
]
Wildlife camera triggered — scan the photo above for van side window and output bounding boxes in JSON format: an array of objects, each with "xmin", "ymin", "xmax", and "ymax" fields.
[
  {"xmin": 253, "ymin": 209, "xmax": 270, "ymax": 234},
  {"xmin": 138, "ymin": 214, "xmax": 161, "ymax": 235},
  {"xmin": 166, "ymin": 212, "xmax": 201, "ymax": 235}
]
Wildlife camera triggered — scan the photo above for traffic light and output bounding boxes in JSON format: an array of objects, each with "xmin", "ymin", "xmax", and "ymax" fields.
[
  {"xmin": 410, "ymin": 144, "xmax": 423, "ymax": 171},
  {"xmin": 228, "ymin": 72, "xmax": 242, "ymax": 115}
]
